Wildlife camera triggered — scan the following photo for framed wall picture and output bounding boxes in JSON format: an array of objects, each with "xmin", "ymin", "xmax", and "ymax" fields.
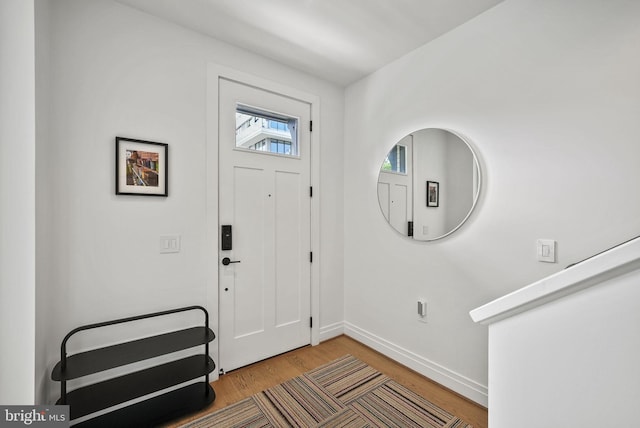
[
  {"xmin": 115, "ymin": 137, "xmax": 168, "ymax": 196},
  {"xmin": 427, "ymin": 181, "xmax": 439, "ymax": 207}
]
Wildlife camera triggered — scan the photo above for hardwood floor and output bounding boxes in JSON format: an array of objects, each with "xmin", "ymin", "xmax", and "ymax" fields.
[{"xmin": 166, "ymin": 335, "xmax": 488, "ymax": 427}]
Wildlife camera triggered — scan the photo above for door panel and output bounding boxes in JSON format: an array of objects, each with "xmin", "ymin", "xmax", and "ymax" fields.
[
  {"xmin": 232, "ymin": 166, "xmax": 266, "ymax": 338},
  {"xmin": 377, "ymin": 181, "xmax": 410, "ymax": 235},
  {"xmin": 218, "ymin": 78, "xmax": 311, "ymax": 372},
  {"xmin": 377, "ymin": 182, "xmax": 390, "ymax": 221},
  {"xmin": 274, "ymin": 170, "xmax": 303, "ymax": 327},
  {"xmin": 391, "ymin": 184, "xmax": 409, "ymax": 234}
]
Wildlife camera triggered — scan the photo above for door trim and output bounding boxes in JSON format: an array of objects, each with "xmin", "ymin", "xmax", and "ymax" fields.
[{"xmin": 206, "ymin": 64, "xmax": 321, "ymax": 380}]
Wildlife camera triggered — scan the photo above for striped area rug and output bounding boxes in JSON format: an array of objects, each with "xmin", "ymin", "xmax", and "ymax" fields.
[{"xmin": 180, "ymin": 355, "xmax": 472, "ymax": 428}]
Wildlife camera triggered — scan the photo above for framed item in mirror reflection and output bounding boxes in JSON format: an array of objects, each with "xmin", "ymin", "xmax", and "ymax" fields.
[{"xmin": 427, "ymin": 181, "xmax": 439, "ymax": 207}]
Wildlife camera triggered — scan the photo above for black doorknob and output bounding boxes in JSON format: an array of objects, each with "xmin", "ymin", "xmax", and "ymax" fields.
[{"xmin": 222, "ymin": 257, "xmax": 241, "ymax": 266}]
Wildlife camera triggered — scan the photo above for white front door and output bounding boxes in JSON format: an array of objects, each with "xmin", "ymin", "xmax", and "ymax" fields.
[{"xmin": 218, "ymin": 78, "xmax": 312, "ymax": 373}]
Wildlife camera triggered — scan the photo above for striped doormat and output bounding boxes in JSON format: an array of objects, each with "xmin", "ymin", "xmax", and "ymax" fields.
[{"xmin": 179, "ymin": 355, "xmax": 472, "ymax": 427}]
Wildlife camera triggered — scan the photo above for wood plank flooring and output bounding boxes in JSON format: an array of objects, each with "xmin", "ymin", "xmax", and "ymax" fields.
[{"xmin": 166, "ymin": 335, "xmax": 488, "ymax": 427}]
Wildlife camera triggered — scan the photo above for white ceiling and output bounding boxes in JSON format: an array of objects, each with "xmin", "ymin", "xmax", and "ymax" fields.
[{"xmin": 115, "ymin": 0, "xmax": 504, "ymax": 86}]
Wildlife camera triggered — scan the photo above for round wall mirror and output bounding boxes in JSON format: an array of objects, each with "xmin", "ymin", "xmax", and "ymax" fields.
[{"xmin": 377, "ymin": 128, "xmax": 481, "ymax": 241}]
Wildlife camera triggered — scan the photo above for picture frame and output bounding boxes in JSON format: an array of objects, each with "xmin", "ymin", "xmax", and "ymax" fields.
[
  {"xmin": 427, "ymin": 181, "xmax": 439, "ymax": 207},
  {"xmin": 115, "ymin": 137, "xmax": 168, "ymax": 196}
]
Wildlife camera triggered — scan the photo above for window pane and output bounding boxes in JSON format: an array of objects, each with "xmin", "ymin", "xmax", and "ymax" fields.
[
  {"xmin": 381, "ymin": 145, "xmax": 407, "ymax": 174},
  {"xmin": 235, "ymin": 105, "xmax": 299, "ymax": 157},
  {"xmin": 398, "ymin": 145, "xmax": 406, "ymax": 174}
]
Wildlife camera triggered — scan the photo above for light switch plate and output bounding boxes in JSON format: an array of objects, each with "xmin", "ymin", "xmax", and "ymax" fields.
[
  {"xmin": 160, "ymin": 235, "xmax": 181, "ymax": 254},
  {"xmin": 536, "ymin": 239, "xmax": 556, "ymax": 263}
]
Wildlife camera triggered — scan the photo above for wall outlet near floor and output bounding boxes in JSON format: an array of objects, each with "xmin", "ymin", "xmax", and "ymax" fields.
[{"xmin": 417, "ymin": 299, "xmax": 427, "ymax": 323}]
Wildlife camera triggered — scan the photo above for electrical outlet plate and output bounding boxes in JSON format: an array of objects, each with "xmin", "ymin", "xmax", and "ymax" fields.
[{"xmin": 417, "ymin": 299, "xmax": 427, "ymax": 323}]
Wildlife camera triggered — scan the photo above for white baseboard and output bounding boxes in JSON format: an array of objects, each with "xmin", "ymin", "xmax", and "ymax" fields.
[
  {"xmin": 319, "ymin": 321, "xmax": 344, "ymax": 342},
  {"xmin": 343, "ymin": 322, "xmax": 488, "ymax": 407}
]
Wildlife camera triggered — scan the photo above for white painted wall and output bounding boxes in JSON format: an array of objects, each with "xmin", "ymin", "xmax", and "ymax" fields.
[
  {"xmin": 444, "ymin": 133, "xmax": 474, "ymax": 232},
  {"xmin": 413, "ymin": 129, "xmax": 447, "ymax": 238},
  {"xmin": 35, "ymin": 0, "xmax": 53, "ymax": 405},
  {"xmin": 0, "ymin": 0, "xmax": 36, "ymax": 404},
  {"xmin": 344, "ymin": 0, "xmax": 640, "ymax": 405},
  {"xmin": 35, "ymin": 0, "xmax": 344, "ymax": 404}
]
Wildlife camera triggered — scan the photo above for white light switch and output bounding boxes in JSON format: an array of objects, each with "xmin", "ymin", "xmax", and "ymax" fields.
[
  {"xmin": 160, "ymin": 235, "xmax": 181, "ymax": 254},
  {"xmin": 536, "ymin": 239, "xmax": 556, "ymax": 263}
]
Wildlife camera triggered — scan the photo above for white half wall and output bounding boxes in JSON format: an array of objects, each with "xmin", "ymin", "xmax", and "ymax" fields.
[
  {"xmin": 490, "ymin": 270, "xmax": 640, "ymax": 426},
  {"xmin": 344, "ymin": 0, "xmax": 640, "ymax": 405},
  {"xmin": 35, "ymin": 0, "xmax": 344, "ymax": 404},
  {"xmin": 472, "ymin": 238, "xmax": 640, "ymax": 427},
  {"xmin": 0, "ymin": 0, "xmax": 36, "ymax": 405}
]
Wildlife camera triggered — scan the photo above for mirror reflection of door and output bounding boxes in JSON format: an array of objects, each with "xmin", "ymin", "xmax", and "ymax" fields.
[
  {"xmin": 378, "ymin": 129, "xmax": 480, "ymax": 241},
  {"xmin": 377, "ymin": 135, "xmax": 413, "ymax": 236}
]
